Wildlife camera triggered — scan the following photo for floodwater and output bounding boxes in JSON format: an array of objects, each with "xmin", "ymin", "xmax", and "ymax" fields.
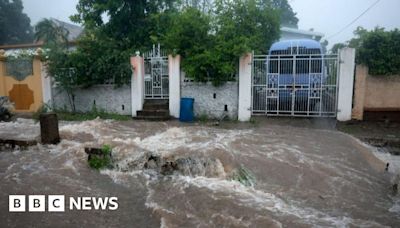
[{"xmin": 0, "ymin": 118, "xmax": 399, "ymax": 227}]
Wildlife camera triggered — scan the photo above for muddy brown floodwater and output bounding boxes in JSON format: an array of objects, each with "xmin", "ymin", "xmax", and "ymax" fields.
[{"xmin": 0, "ymin": 118, "xmax": 399, "ymax": 227}]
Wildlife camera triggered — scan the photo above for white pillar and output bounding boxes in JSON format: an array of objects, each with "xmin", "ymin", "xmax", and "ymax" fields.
[
  {"xmin": 40, "ymin": 62, "xmax": 53, "ymax": 109},
  {"xmin": 337, "ymin": 48, "xmax": 356, "ymax": 121},
  {"xmin": 238, "ymin": 53, "xmax": 252, "ymax": 121},
  {"xmin": 131, "ymin": 54, "xmax": 145, "ymax": 117},
  {"xmin": 168, "ymin": 55, "xmax": 181, "ymax": 118}
]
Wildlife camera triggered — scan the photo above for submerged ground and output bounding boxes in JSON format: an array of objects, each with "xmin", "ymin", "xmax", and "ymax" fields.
[{"xmin": 0, "ymin": 118, "xmax": 399, "ymax": 227}]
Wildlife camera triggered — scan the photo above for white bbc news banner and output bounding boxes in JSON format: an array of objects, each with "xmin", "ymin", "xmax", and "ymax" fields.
[{"xmin": 9, "ymin": 195, "xmax": 118, "ymax": 212}]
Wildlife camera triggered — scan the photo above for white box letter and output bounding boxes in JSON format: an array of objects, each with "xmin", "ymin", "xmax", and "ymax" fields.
[
  {"xmin": 48, "ymin": 195, "xmax": 65, "ymax": 212},
  {"xmin": 28, "ymin": 195, "xmax": 45, "ymax": 212},
  {"xmin": 9, "ymin": 195, "xmax": 25, "ymax": 212}
]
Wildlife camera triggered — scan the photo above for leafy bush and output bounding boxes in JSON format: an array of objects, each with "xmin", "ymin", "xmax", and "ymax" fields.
[
  {"xmin": 101, "ymin": 144, "xmax": 112, "ymax": 155},
  {"xmin": 332, "ymin": 27, "xmax": 400, "ymax": 76},
  {"xmin": 356, "ymin": 28, "xmax": 400, "ymax": 75},
  {"xmin": 198, "ymin": 113, "xmax": 209, "ymax": 122},
  {"xmin": 40, "ymin": 0, "xmax": 281, "ymax": 89},
  {"xmin": 88, "ymin": 144, "xmax": 113, "ymax": 170},
  {"xmin": 88, "ymin": 156, "xmax": 111, "ymax": 170},
  {"xmin": 163, "ymin": 2, "xmax": 280, "ymax": 86}
]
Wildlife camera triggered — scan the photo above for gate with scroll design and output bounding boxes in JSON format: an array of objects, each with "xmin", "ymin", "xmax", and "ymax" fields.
[
  {"xmin": 252, "ymin": 54, "xmax": 339, "ymax": 117},
  {"xmin": 143, "ymin": 44, "xmax": 169, "ymax": 99}
]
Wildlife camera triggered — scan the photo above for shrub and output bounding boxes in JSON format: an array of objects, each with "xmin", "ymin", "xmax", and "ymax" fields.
[
  {"xmin": 332, "ymin": 27, "xmax": 400, "ymax": 76},
  {"xmin": 88, "ymin": 144, "xmax": 113, "ymax": 170},
  {"xmin": 356, "ymin": 28, "xmax": 400, "ymax": 75}
]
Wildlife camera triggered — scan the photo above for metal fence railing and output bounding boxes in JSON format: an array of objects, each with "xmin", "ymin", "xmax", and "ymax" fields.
[{"xmin": 252, "ymin": 54, "xmax": 339, "ymax": 117}]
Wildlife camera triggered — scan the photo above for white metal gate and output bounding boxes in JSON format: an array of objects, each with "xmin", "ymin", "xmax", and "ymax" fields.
[
  {"xmin": 252, "ymin": 54, "xmax": 339, "ymax": 117},
  {"xmin": 144, "ymin": 44, "xmax": 169, "ymax": 99}
]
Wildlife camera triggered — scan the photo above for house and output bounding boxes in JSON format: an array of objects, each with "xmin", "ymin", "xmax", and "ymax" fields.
[
  {"xmin": 0, "ymin": 18, "xmax": 83, "ymax": 56},
  {"xmin": 0, "ymin": 19, "xmax": 83, "ymax": 113}
]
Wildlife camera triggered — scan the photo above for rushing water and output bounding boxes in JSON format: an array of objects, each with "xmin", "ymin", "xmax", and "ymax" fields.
[{"xmin": 0, "ymin": 118, "xmax": 399, "ymax": 227}]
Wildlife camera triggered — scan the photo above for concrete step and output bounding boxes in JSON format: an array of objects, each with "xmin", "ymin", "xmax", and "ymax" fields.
[
  {"xmin": 144, "ymin": 99, "xmax": 169, "ymax": 105},
  {"xmin": 137, "ymin": 110, "xmax": 169, "ymax": 117},
  {"xmin": 134, "ymin": 115, "xmax": 170, "ymax": 121},
  {"xmin": 138, "ymin": 100, "xmax": 170, "ymax": 121},
  {"xmin": 143, "ymin": 99, "xmax": 169, "ymax": 111},
  {"xmin": 143, "ymin": 103, "xmax": 169, "ymax": 111}
]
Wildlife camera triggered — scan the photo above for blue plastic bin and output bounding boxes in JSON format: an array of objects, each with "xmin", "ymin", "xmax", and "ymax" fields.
[{"xmin": 180, "ymin": 98, "xmax": 195, "ymax": 122}]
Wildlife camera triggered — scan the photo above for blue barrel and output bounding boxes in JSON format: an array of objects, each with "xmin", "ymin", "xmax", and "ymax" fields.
[{"xmin": 180, "ymin": 98, "xmax": 195, "ymax": 122}]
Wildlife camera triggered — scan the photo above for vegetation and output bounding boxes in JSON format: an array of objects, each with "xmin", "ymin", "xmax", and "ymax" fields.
[
  {"xmin": 249, "ymin": 117, "xmax": 258, "ymax": 124},
  {"xmin": 331, "ymin": 27, "xmax": 400, "ymax": 76},
  {"xmin": 163, "ymin": 1, "xmax": 280, "ymax": 85},
  {"xmin": 198, "ymin": 113, "xmax": 210, "ymax": 122},
  {"xmin": 36, "ymin": 0, "xmax": 296, "ymax": 90},
  {"xmin": 0, "ymin": 0, "xmax": 33, "ymax": 45},
  {"xmin": 88, "ymin": 144, "xmax": 113, "ymax": 170},
  {"xmin": 33, "ymin": 104, "xmax": 131, "ymax": 122},
  {"xmin": 54, "ymin": 110, "xmax": 131, "ymax": 121},
  {"xmin": 231, "ymin": 166, "xmax": 256, "ymax": 187}
]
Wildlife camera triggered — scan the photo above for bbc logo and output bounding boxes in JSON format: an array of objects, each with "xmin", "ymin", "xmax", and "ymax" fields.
[{"xmin": 9, "ymin": 195, "xmax": 65, "ymax": 212}]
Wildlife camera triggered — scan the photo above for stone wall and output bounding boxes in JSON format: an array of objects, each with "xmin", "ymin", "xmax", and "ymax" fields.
[
  {"xmin": 352, "ymin": 65, "xmax": 400, "ymax": 120},
  {"xmin": 52, "ymin": 84, "xmax": 131, "ymax": 115},
  {"xmin": 181, "ymin": 81, "xmax": 238, "ymax": 119}
]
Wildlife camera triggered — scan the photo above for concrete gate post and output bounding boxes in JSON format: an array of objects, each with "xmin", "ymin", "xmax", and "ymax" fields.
[
  {"xmin": 40, "ymin": 50, "xmax": 53, "ymax": 109},
  {"xmin": 131, "ymin": 52, "xmax": 145, "ymax": 117},
  {"xmin": 168, "ymin": 55, "xmax": 181, "ymax": 118},
  {"xmin": 238, "ymin": 53, "xmax": 252, "ymax": 122},
  {"xmin": 337, "ymin": 48, "xmax": 356, "ymax": 122}
]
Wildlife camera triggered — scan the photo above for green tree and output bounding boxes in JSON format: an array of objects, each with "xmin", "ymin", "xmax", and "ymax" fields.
[
  {"xmin": 70, "ymin": 0, "xmax": 178, "ymax": 49},
  {"xmin": 35, "ymin": 19, "xmax": 76, "ymax": 111},
  {"xmin": 63, "ymin": 0, "xmax": 179, "ymax": 87},
  {"xmin": 0, "ymin": 0, "xmax": 34, "ymax": 45},
  {"xmin": 260, "ymin": 0, "xmax": 298, "ymax": 28},
  {"xmin": 332, "ymin": 26, "xmax": 400, "ymax": 75},
  {"xmin": 163, "ymin": 8, "xmax": 214, "ymax": 82},
  {"xmin": 47, "ymin": 0, "xmax": 280, "ymax": 88},
  {"xmin": 163, "ymin": 0, "xmax": 280, "ymax": 85},
  {"xmin": 34, "ymin": 19, "xmax": 70, "ymax": 46},
  {"xmin": 330, "ymin": 43, "xmax": 346, "ymax": 54},
  {"xmin": 356, "ymin": 27, "xmax": 400, "ymax": 75}
]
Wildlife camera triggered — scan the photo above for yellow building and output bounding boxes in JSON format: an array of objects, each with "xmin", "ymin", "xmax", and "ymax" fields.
[{"xmin": 0, "ymin": 48, "xmax": 45, "ymax": 113}]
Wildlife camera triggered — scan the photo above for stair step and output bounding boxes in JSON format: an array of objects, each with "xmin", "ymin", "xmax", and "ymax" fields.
[
  {"xmin": 134, "ymin": 115, "xmax": 170, "ymax": 121},
  {"xmin": 143, "ymin": 103, "xmax": 169, "ymax": 111},
  {"xmin": 144, "ymin": 99, "xmax": 169, "ymax": 104},
  {"xmin": 137, "ymin": 110, "xmax": 169, "ymax": 117}
]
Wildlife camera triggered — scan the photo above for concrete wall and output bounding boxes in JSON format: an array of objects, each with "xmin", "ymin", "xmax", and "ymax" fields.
[
  {"xmin": 352, "ymin": 65, "xmax": 400, "ymax": 120},
  {"xmin": 181, "ymin": 80, "xmax": 238, "ymax": 119},
  {"xmin": 52, "ymin": 85, "xmax": 132, "ymax": 115}
]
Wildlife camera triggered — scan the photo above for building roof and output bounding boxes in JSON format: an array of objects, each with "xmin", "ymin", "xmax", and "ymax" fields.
[
  {"xmin": 270, "ymin": 39, "xmax": 322, "ymax": 51},
  {"xmin": 0, "ymin": 19, "xmax": 82, "ymax": 51},
  {"xmin": 281, "ymin": 27, "xmax": 324, "ymax": 39},
  {"xmin": 50, "ymin": 18, "xmax": 83, "ymax": 42}
]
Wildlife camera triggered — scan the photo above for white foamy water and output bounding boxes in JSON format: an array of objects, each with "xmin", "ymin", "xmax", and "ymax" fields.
[
  {"xmin": 0, "ymin": 118, "xmax": 39, "ymax": 140},
  {"xmin": 0, "ymin": 118, "xmax": 399, "ymax": 227}
]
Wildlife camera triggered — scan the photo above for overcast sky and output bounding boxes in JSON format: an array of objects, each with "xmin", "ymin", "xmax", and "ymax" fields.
[{"xmin": 22, "ymin": 0, "xmax": 400, "ymax": 48}]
